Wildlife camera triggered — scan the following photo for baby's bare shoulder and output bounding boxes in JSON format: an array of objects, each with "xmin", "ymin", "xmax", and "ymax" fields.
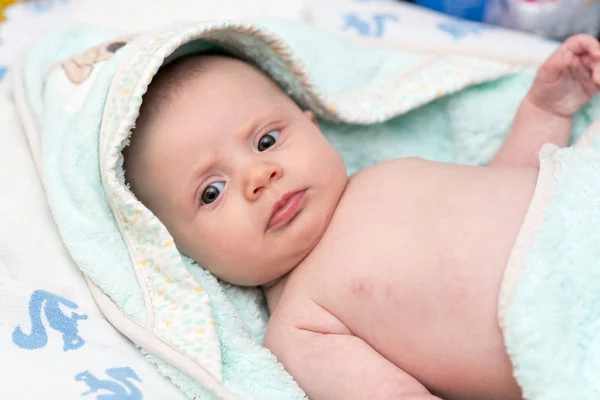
[
  {"xmin": 348, "ymin": 157, "xmax": 457, "ymax": 193},
  {"xmin": 264, "ymin": 277, "xmax": 352, "ymax": 353},
  {"xmin": 264, "ymin": 273, "xmax": 436, "ymax": 400},
  {"xmin": 348, "ymin": 156, "xmax": 536, "ymax": 194},
  {"xmin": 341, "ymin": 157, "xmax": 460, "ymax": 211},
  {"xmin": 267, "ymin": 285, "xmax": 351, "ymax": 337},
  {"xmin": 351, "ymin": 156, "xmax": 430, "ymax": 180}
]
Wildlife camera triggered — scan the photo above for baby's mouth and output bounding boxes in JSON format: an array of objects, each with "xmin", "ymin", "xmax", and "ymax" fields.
[{"xmin": 266, "ymin": 190, "xmax": 307, "ymax": 232}]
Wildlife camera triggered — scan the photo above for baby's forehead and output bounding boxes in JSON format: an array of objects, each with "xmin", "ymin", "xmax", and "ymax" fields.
[
  {"xmin": 139, "ymin": 55, "xmax": 287, "ymax": 140},
  {"xmin": 145, "ymin": 54, "xmax": 285, "ymax": 119}
]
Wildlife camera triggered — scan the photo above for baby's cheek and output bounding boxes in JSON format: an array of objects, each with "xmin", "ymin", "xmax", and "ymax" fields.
[{"xmin": 206, "ymin": 229, "xmax": 251, "ymax": 264}]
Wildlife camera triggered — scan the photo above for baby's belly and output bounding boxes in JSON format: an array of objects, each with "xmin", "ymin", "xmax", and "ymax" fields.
[
  {"xmin": 304, "ymin": 160, "xmax": 537, "ymax": 400},
  {"xmin": 330, "ymin": 267, "xmax": 520, "ymax": 400},
  {"xmin": 311, "ymin": 250, "xmax": 520, "ymax": 400}
]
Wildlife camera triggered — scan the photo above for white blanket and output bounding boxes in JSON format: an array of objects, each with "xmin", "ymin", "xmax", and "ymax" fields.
[{"xmin": 0, "ymin": 265, "xmax": 189, "ymax": 399}]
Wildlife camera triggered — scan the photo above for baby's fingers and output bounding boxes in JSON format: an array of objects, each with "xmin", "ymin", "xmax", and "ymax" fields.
[
  {"xmin": 564, "ymin": 34, "xmax": 600, "ymax": 58},
  {"xmin": 538, "ymin": 43, "xmax": 573, "ymax": 82},
  {"xmin": 587, "ymin": 54, "xmax": 600, "ymax": 85}
]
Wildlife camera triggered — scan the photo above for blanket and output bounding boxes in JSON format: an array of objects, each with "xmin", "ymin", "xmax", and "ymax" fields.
[
  {"xmin": 499, "ymin": 119, "xmax": 600, "ymax": 400},
  {"xmin": 14, "ymin": 18, "xmax": 600, "ymax": 399},
  {"xmin": 0, "ymin": 269, "xmax": 190, "ymax": 400}
]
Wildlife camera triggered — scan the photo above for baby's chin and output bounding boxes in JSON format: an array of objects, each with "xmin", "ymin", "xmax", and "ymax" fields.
[
  {"xmin": 191, "ymin": 200, "xmax": 339, "ymax": 286},
  {"xmin": 184, "ymin": 243, "xmax": 302, "ymax": 287},
  {"xmin": 288, "ymin": 197, "xmax": 337, "ymax": 252},
  {"xmin": 224, "ymin": 262, "xmax": 298, "ymax": 287}
]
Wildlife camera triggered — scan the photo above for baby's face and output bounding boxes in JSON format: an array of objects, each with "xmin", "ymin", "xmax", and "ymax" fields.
[{"xmin": 127, "ymin": 56, "xmax": 347, "ymax": 286}]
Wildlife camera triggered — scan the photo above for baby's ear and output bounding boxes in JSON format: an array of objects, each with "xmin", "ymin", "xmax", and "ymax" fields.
[{"xmin": 303, "ymin": 110, "xmax": 318, "ymax": 126}]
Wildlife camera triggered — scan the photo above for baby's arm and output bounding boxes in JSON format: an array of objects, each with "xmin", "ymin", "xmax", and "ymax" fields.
[
  {"xmin": 266, "ymin": 326, "xmax": 441, "ymax": 400},
  {"xmin": 489, "ymin": 97, "xmax": 572, "ymax": 167},
  {"xmin": 491, "ymin": 35, "xmax": 600, "ymax": 167}
]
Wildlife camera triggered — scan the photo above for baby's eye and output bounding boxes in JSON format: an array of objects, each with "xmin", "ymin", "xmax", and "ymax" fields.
[
  {"xmin": 200, "ymin": 181, "xmax": 225, "ymax": 205},
  {"xmin": 257, "ymin": 130, "xmax": 281, "ymax": 152}
]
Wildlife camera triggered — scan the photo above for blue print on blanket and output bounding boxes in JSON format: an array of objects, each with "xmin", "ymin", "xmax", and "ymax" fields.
[
  {"xmin": 30, "ymin": 0, "xmax": 70, "ymax": 13},
  {"xmin": 0, "ymin": 67, "xmax": 7, "ymax": 83},
  {"xmin": 76, "ymin": 367, "xmax": 143, "ymax": 400},
  {"xmin": 343, "ymin": 12, "xmax": 399, "ymax": 37},
  {"xmin": 437, "ymin": 19, "xmax": 485, "ymax": 39},
  {"xmin": 12, "ymin": 290, "xmax": 88, "ymax": 351}
]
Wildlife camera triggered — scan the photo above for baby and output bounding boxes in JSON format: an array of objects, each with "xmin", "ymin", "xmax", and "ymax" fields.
[{"xmin": 124, "ymin": 35, "xmax": 600, "ymax": 400}]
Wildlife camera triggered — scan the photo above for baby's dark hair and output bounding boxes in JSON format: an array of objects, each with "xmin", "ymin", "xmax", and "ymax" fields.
[
  {"xmin": 135, "ymin": 49, "xmax": 248, "ymax": 128},
  {"xmin": 124, "ymin": 51, "xmax": 237, "ymax": 199},
  {"xmin": 135, "ymin": 56, "xmax": 207, "ymax": 132}
]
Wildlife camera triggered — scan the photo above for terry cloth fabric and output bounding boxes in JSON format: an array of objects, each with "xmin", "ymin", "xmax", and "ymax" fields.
[
  {"xmin": 14, "ymin": 19, "xmax": 600, "ymax": 399},
  {"xmin": 499, "ymin": 117, "xmax": 600, "ymax": 400}
]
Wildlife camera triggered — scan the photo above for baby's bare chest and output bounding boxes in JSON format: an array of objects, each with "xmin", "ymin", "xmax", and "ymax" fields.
[
  {"xmin": 284, "ymin": 160, "xmax": 537, "ymax": 397},
  {"xmin": 289, "ymin": 220, "xmax": 519, "ymax": 398},
  {"xmin": 304, "ymin": 161, "xmax": 534, "ymax": 331}
]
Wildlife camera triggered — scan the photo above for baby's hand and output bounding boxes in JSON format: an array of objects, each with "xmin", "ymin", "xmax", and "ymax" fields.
[{"xmin": 528, "ymin": 34, "xmax": 600, "ymax": 118}]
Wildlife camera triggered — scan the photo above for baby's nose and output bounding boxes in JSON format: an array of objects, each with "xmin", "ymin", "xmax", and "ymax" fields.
[{"xmin": 243, "ymin": 163, "xmax": 282, "ymax": 201}]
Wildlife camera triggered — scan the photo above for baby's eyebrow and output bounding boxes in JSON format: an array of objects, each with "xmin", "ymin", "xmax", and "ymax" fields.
[
  {"xmin": 239, "ymin": 108, "xmax": 285, "ymax": 140},
  {"xmin": 239, "ymin": 117, "xmax": 263, "ymax": 140}
]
